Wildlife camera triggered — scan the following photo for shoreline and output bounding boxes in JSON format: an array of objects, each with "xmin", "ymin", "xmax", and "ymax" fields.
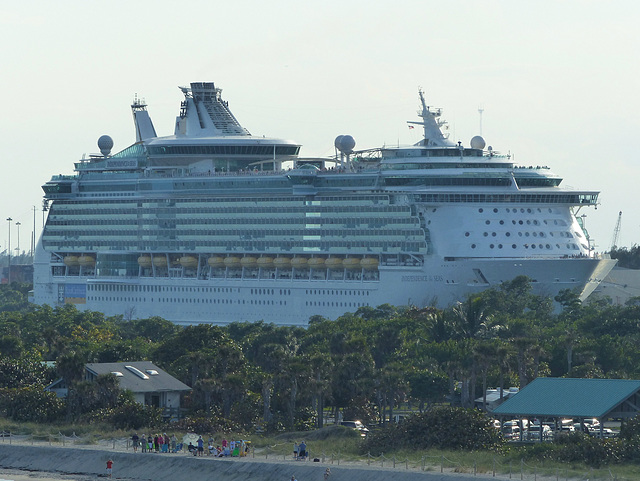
[{"xmin": 0, "ymin": 444, "xmax": 492, "ymax": 481}]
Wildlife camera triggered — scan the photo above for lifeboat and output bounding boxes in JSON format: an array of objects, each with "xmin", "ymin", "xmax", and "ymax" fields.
[
  {"xmin": 180, "ymin": 256, "xmax": 198, "ymax": 268},
  {"xmin": 308, "ymin": 257, "xmax": 325, "ymax": 268},
  {"xmin": 325, "ymin": 258, "xmax": 343, "ymax": 269},
  {"xmin": 207, "ymin": 256, "xmax": 225, "ymax": 267},
  {"xmin": 77, "ymin": 255, "xmax": 95, "ymax": 267},
  {"xmin": 257, "ymin": 257, "xmax": 274, "ymax": 267},
  {"xmin": 63, "ymin": 255, "xmax": 79, "ymax": 267},
  {"xmin": 291, "ymin": 257, "xmax": 308, "ymax": 267},
  {"xmin": 138, "ymin": 256, "xmax": 152, "ymax": 268},
  {"xmin": 241, "ymin": 256, "xmax": 257, "ymax": 267},
  {"xmin": 273, "ymin": 257, "xmax": 291, "ymax": 268},
  {"xmin": 153, "ymin": 256, "xmax": 168, "ymax": 268},
  {"xmin": 360, "ymin": 257, "xmax": 379, "ymax": 270},
  {"xmin": 224, "ymin": 256, "xmax": 241, "ymax": 267},
  {"xmin": 343, "ymin": 258, "xmax": 361, "ymax": 269}
]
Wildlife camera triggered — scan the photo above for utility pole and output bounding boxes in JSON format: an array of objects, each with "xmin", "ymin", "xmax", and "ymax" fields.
[
  {"xmin": 6, "ymin": 217, "xmax": 12, "ymax": 283},
  {"xmin": 31, "ymin": 205, "xmax": 37, "ymax": 257},
  {"xmin": 15, "ymin": 222, "xmax": 21, "ymax": 257}
]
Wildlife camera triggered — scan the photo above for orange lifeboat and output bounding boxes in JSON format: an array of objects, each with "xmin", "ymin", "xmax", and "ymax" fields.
[
  {"xmin": 257, "ymin": 257, "xmax": 274, "ymax": 267},
  {"xmin": 180, "ymin": 256, "xmax": 198, "ymax": 268},
  {"xmin": 207, "ymin": 256, "xmax": 225, "ymax": 267},
  {"xmin": 138, "ymin": 256, "xmax": 152, "ymax": 268},
  {"xmin": 360, "ymin": 257, "xmax": 379, "ymax": 270},
  {"xmin": 63, "ymin": 255, "xmax": 79, "ymax": 267},
  {"xmin": 224, "ymin": 256, "xmax": 241, "ymax": 267},
  {"xmin": 325, "ymin": 258, "xmax": 343, "ymax": 269},
  {"xmin": 153, "ymin": 256, "xmax": 168, "ymax": 268},
  {"xmin": 291, "ymin": 257, "xmax": 308, "ymax": 267},
  {"xmin": 77, "ymin": 255, "xmax": 95, "ymax": 267},
  {"xmin": 273, "ymin": 257, "xmax": 291, "ymax": 268},
  {"xmin": 308, "ymin": 257, "xmax": 325, "ymax": 268},
  {"xmin": 343, "ymin": 258, "xmax": 361, "ymax": 269},
  {"xmin": 241, "ymin": 257, "xmax": 257, "ymax": 267}
]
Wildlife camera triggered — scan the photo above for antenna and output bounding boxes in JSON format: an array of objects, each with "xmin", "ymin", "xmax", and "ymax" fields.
[{"xmin": 478, "ymin": 106, "xmax": 484, "ymax": 135}]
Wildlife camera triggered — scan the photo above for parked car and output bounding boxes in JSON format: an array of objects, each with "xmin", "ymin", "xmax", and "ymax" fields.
[
  {"xmin": 502, "ymin": 424, "xmax": 521, "ymax": 441},
  {"xmin": 340, "ymin": 420, "xmax": 370, "ymax": 436},
  {"xmin": 526, "ymin": 424, "xmax": 553, "ymax": 441}
]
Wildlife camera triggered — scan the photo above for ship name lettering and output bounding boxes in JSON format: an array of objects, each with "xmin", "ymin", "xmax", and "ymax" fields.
[{"xmin": 401, "ymin": 275, "xmax": 443, "ymax": 282}]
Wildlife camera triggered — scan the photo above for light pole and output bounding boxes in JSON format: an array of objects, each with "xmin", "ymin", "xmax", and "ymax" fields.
[
  {"xmin": 15, "ymin": 222, "xmax": 21, "ymax": 257},
  {"xmin": 6, "ymin": 217, "xmax": 12, "ymax": 283}
]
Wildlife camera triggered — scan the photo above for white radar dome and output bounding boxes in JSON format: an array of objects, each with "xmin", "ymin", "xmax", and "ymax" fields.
[
  {"xmin": 470, "ymin": 135, "xmax": 486, "ymax": 150},
  {"xmin": 98, "ymin": 135, "xmax": 114, "ymax": 156},
  {"xmin": 334, "ymin": 134, "xmax": 356, "ymax": 154}
]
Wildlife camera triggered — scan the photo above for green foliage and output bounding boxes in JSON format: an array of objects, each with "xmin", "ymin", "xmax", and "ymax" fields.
[
  {"xmin": 84, "ymin": 401, "xmax": 163, "ymax": 430},
  {"xmin": 0, "ymin": 386, "xmax": 64, "ymax": 422},
  {"xmin": 0, "ymin": 354, "xmax": 54, "ymax": 388},
  {"xmin": 361, "ymin": 407, "xmax": 503, "ymax": 454},
  {"xmin": 610, "ymin": 246, "xmax": 640, "ymax": 269}
]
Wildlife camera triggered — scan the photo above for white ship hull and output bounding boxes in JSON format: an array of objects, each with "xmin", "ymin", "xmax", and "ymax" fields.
[{"xmin": 33, "ymin": 240, "xmax": 614, "ymax": 325}]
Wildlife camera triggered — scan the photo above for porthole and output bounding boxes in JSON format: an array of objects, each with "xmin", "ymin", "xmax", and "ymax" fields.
[
  {"xmin": 527, "ymin": 208, "xmax": 532, "ymax": 213},
  {"xmin": 546, "ymin": 244, "xmax": 551, "ymax": 249},
  {"xmin": 506, "ymin": 232, "xmax": 511, "ymax": 237},
  {"xmin": 533, "ymin": 232, "xmax": 538, "ymax": 237},
  {"xmin": 520, "ymin": 208, "xmax": 525, "ymax": 213},
  {"xmin": 490, "ymin": 244, "xmax": 495, "ymax": 249},
  {"xmin": 539, "ymin": 244, "xmax": 543, "ymax": 249},
  {"xmin": 512, "ymin": 244, "xmax": 517, "ymax": 249},
  {"xmin": 518, "ymin": 232, "xmax": 523, "ymax": 237},
  {"xmin": 486, "ymin": 220, "xmax": 491, "ymax": 225},
  {"xmin": 465, "ymin": 232, "xmax": 470, "ymax": 237},
  {"xmin": 492, "ymin": 232, "xmax": 496, "ymax": 237},
  {"xmin": 500, "ymin": 220, "xmax": 504, "ymax": 225},
  {"xmin": 471, "ymin": 244, "xmax": 476, "ymax": 248},
  {"xmin": 525, "ymin": 232, "xmax": 530, "ymax": 237},
  {"xmin": 519, "ymin": 220, "xmax": 523, "ymax": 225},
  {"xmin": 479, "ymin": 208, "xmax": 484, "ymax": 213},
  {"xmin": 531, "ymin": 244, "xmax": 536, "ymax": 249},
  {"xmin": 526, "ymin": 220, "xmax": 531, "ymax": 225},
  {"xmin": 493, "ymin": 208, "xmax": 498, "ymax": 213},
  {"xmin": 483, "ymin": 232, "xmax": 488, "ymax": 237}
]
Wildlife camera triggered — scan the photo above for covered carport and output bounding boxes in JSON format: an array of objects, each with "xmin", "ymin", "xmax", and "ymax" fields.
[{"xmin": 492, "ymin": 378, "xmax": 640, "ymax": 441}]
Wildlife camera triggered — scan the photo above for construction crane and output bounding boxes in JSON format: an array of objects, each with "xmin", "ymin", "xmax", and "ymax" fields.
[{"xmin": 610, "ymin": 211, "xmax": 622, "ymax": 251}]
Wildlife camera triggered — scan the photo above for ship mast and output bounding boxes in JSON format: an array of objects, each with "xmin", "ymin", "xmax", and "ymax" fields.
[{"xmin": 407, "ymin": 89, "xmax": 455, "ymax": 147}]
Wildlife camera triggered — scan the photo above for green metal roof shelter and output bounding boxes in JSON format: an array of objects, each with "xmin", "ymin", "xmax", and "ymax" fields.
[{"xmin": 493, "ymin": 377, "xmax": 640, "ymax": 420}]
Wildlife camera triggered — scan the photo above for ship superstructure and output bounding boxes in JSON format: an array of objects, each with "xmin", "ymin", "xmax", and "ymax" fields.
[{"xmin": 31, "ymin": 82, "xmax": 615, "ymax": 325}]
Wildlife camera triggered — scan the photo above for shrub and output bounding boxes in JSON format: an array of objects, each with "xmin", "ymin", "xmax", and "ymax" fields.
[
  {"xmin": 0, "ymin": 387, "xmax": 64, "ymax": 423},
  {"xmin": 361, "ymin": 406, "xmax": 503, "ymax": 454}
]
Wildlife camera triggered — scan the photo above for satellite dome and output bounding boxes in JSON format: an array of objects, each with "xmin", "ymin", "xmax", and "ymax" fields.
[
  {"xmin": 470, "ymin": 135, "xmax": 486, "ymax": 150},
  {"xmin": 334, "ymin": 134, "xmax": 356, "ymax": 154},
  {"xmin": 98, "ymin": 135, "xmax": 114, "ymax": 156}
]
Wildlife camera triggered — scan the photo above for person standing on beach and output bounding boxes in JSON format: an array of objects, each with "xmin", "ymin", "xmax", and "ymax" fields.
[
  {"xmin": 106, "ymin": 459, "xmax": 113, "ymax": 478},
  {"xmin": 298, "ymin": 440, "xmax": 307, "ymax": 460},
  {"xmin": 132, "ymin": 432, "xmax": 139, "ymax": 453},
  {"xmin": 171, "ymin": 433, "xmax": 177, "ymax": 453},
  {"xmin": 141, "ymin": 434, "xmax": 147, "ymax": 453},
  {"xmin": 293, "ymin": 441, "xmax": 299, "ymax": 460}
]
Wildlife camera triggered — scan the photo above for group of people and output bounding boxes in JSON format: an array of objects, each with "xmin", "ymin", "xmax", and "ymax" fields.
[
  {"xmin": 292, "ymin": 441, "xmax": 307, "ymax": 460},
  {"xmin": 131, "ymin": 433, "xmax": 179, "ymax": 453},
  {"xmin": 187, "ymin": 436, "xmax": 249, "ymax": 457}
]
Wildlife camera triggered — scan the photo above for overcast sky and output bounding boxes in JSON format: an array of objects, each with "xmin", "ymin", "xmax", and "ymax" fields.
[{"xmin": 0, "ymin": 1, "xmax": 637, "ymax": 255}]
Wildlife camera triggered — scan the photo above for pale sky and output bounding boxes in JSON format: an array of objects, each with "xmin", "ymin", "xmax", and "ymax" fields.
[{"xmin": 0, "ymin": 1, "xmax": 638, "ymax": 256}]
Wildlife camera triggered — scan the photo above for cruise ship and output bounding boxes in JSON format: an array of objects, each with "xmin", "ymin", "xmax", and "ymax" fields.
[{"xmin": 31, "ymin": 82, "xmax": 616, "ymax": 325}]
